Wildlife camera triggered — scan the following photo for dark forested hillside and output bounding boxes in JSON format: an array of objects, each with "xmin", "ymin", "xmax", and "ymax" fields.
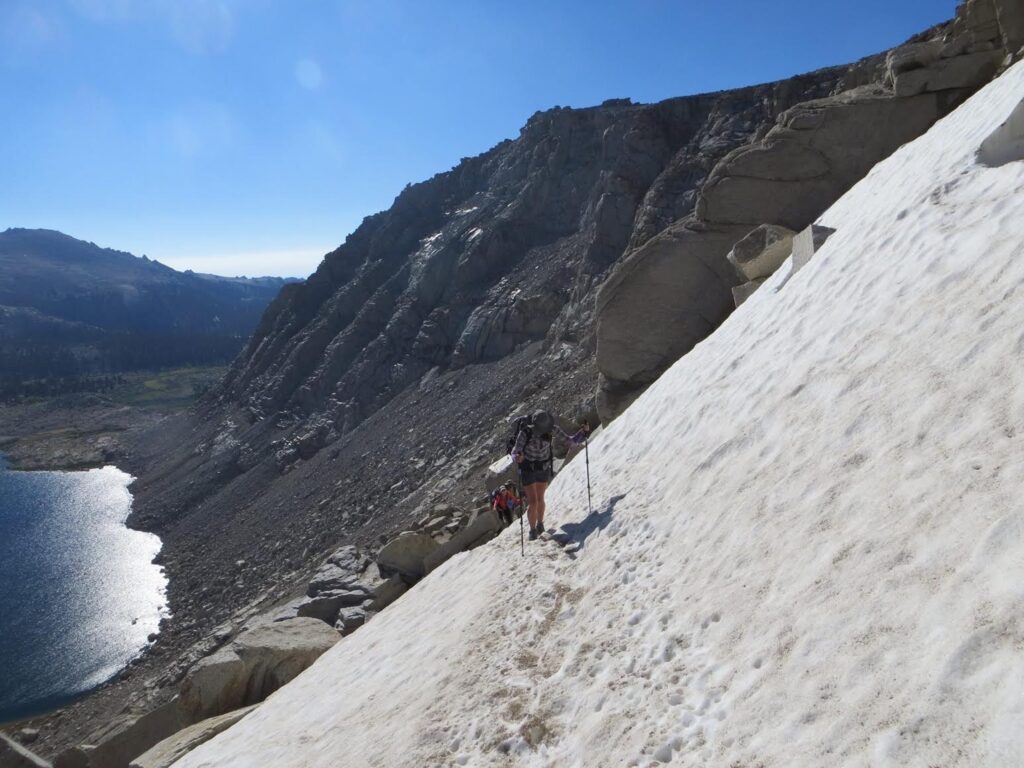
[{"xmin": 0, "ymin": 228, "xmax": 299, "ymax": 391}]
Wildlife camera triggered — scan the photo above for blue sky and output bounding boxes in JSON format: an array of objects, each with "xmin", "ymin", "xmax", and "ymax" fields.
[{"xmin": 1, "ymin": 0, "xmax": 956, "ymax": 278}]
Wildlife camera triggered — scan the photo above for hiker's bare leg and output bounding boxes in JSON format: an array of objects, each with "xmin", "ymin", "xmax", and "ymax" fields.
[
  {"xmin": 526, "ymin": 483, "xmax": 541, "ymax": 528},
  {"xmin": 534, "ymin": 482, "xmax": 548, "ymax": 528}
]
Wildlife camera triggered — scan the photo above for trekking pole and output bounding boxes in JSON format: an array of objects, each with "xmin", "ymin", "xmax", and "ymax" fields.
[
  {"xmin": 518, "ymin": 466, "xmax": 525, "ymax": 557},
  {"xmin": 520, "ymin": 499, "xmax": 525, "ymax": 557},
  {"xmin": 583, "ymin": 421, "xmax": 593, "ymax": 517}
]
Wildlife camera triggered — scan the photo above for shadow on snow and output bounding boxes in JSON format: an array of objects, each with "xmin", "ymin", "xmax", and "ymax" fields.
[{"xmin": 554, "ymin": 493, "xmax": 627, "ymax": 555}]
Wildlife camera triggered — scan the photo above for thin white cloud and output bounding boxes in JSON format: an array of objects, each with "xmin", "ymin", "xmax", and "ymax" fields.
[
  {"xmin": 295, "ymin": 58, "xmax": 324, "ymax": 90},
  {"xmin": 168, "ymin": 0, "xmax": 233, "ymax": 56},
  {"xmin": 164, "ymin": 102, "xmax": 235, "ymax": 158},
  {"xmin": 67, "ymin": 0, "xmax": 137, "ymax": 21},
  {"xmin": 304, "ymin": 118, "xmax": 345, "ymax": 166},
  {"xmin": 1, "ymin": 3, "xmax": 62, "ymax": 60},
  {"xmin": 68, "ymin": 0, "xmax": 235, "ymax": 55}
]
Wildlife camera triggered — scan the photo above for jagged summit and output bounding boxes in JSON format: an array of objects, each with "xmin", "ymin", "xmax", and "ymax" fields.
[{"xmin": 176, "ymin": 57, "xmax": 1024, "ymax": 768}]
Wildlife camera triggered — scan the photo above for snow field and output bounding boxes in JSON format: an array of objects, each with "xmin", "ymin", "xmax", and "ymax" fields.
[{"xmin": 175, "ymin": 61, "xmax": 1024, "ymax": 767}]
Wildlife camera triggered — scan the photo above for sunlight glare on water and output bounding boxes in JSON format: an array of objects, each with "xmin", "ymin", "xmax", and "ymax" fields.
[{"xmin": 0, "ymin": 460, "xmax": 167, "ymax": 722}]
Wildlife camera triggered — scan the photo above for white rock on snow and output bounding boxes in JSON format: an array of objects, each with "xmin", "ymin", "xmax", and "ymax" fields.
[{"xmin": 173, "ymin": 61, "xmax": 1024, "ymax": 768}]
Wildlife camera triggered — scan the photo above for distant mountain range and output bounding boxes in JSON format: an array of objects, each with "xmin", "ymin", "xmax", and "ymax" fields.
[{"xmin": 0, "ymin": 228, "xmax": 301, "ymax": 388}]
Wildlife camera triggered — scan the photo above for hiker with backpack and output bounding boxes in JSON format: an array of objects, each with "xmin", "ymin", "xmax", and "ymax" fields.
[{"xmin": 509, "ymin": 410, "xmax": 589, "ymax": 540}]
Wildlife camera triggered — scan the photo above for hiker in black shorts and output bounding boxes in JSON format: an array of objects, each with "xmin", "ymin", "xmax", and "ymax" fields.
[{"xmin": 510, "ymin": 411, "xmax": 588, "ymax": 540}]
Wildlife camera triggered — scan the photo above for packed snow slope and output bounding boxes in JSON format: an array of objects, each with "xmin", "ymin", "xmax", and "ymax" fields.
[{"xmin": 177, "ymin": 62, "xmax": 1024, "ymax": 768}]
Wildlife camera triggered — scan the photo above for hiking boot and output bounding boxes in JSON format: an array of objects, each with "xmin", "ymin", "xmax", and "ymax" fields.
[
  {"xmin": 528, "ymin": 526, "xmax": 539, "ymax": 541},
  {"xmin": 537, "ymin": 521, "xmax": 547, "ymax": 535}
]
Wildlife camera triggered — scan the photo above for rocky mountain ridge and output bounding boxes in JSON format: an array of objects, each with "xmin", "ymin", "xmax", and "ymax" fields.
[
  {"xmin": 220, "ymin": 69, "xmax": 852, "ymax": 431},
  {"xmin": 0, "ymin": 229, "xmax": 298, "ymax": 385}
]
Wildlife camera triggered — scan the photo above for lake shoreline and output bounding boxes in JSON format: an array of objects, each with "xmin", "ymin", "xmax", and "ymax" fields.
[
  {"xmin": 0, "ymin": 398, "xmax": 177, "ymax": 759},
  {"xmin": 0, "ymin": 458, "xmax": 166, "ymax": 730},
  {"xmin": 0, "ymin": 396, "xmax": 158, "ymax": 474}
]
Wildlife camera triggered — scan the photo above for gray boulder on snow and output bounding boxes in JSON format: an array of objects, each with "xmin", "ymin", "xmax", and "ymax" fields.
[
  {"xmin": 306, "ymin": 563, "xmax": 360, "ymax": 597},
  {"xmin": 726, "ymin": 224, "xmax": 796, "ymax": 281},
  {"xmin": 367, "ymin": 574, "xmax": 410, "ymax": 611},
  {"xmin": 595, "ymin": 217, "xmax": 747, "ymax": 420},
  {"xmin": 334, "ymin": 606, "xmax": 370, "ymax": 636},
  {"xmin": 178, "ymin": 618, "xmax": 339, "ymax": 722},
  {"xmin": 424, "ymin": 508, "xmax": 506, "ymax": 574},
  {"xmin": 128, "ymin": 706, "xmax": 258, "ymax": 768},
  {"xmin": 52, "ymin": 699, "xmax": 187, "ymax": 768},
  {"xmin": 377, "ymin": 532, "xmax": 439, "ymax": 579},
  {"xmin": 295, "ymin": 587, "xmax": 371, "ymax": 624},
  {"xmin": 307, "ymin": 545, "xmax": 371, "ymax": 596}
]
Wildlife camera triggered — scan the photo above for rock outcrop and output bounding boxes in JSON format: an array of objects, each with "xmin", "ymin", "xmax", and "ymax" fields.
[
  {"xmin": 727, "ymin": 224, "xmax": 796, "ymax": 283},
  {"xmin": 377, "ymin": 533, "xmax": 439, "ymax": 579},
  {"xmin": 596, "ymin": 219, "xmax": 748, "ymax": 417},
  {"xmin": 128, "ymin": 706, "xmax": 258, "ymax": 768},
  {"xmin": 594, "ymin": 0, "xmax": 1023, "ymax": 420},
  {"xmin": 726, "ymin": 224, "xmax": 797, "ymax": 306},
  {"xmin": 52, "ymin": 701, "xmax": 186, "ymax": 768},
  {"xmin": 178, "ymin": 618, "xmax": 338, "ymax": 722}
]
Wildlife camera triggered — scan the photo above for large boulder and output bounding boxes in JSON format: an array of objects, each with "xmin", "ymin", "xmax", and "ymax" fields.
[
  {"xmin": 51, "ymin": 700, "xmax": 187, "ymax": 768},
  {"xmin": 178, "ymin": 618, "xmax": 339, "ymax": 722},
  {"xmin": 424, "ymin": 509, "xmax": 508, "ymax": 573},
  {"xmin": 726, "ymin": 224, "xmax": 796, "ymax": 281},
  {"xmin": 128, "ymin": 706, "xmax": 258, "ymax": 768},
  {"xmin": 295, "ymin": 587, "xmax": 370, "ymax": 624},
  {"xmin": 307, "ymin": 545, "xmax": 370, "ymax": 596},
  {"xmin": 176, "ymin": 649, "xmax": 247, "ymax": 725},
  {"xmin": 886, "ymin": 41, "xmax": 944, "ymax": 81},
  {"xmin": 893, "ymin": 50, "xmax": 1002, "ymax": 97},
  {"xmin": 595, "ymin": 216, "xmax": 747, "ymax": 421},
  {"xmin": 334, "ymin": 606, "xmax": 370, "ymax": 636},
  {"xmin": 367, "ymin": 574, "xmax": 409, "ymax": 611},
  {"xmin": 596, "ymin": 73, "xmax": 978, "ymax": 422},
  {"xmin": 376, "ymin": 532, "xmax": 438, "ymax": 579},
  {"xmin": 306, "ymin": 563, "xmax": 360, "ymax": 597},
  {"xmin": 696, "ymin": 86, "xmax": 955, "ymax": 231}
]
